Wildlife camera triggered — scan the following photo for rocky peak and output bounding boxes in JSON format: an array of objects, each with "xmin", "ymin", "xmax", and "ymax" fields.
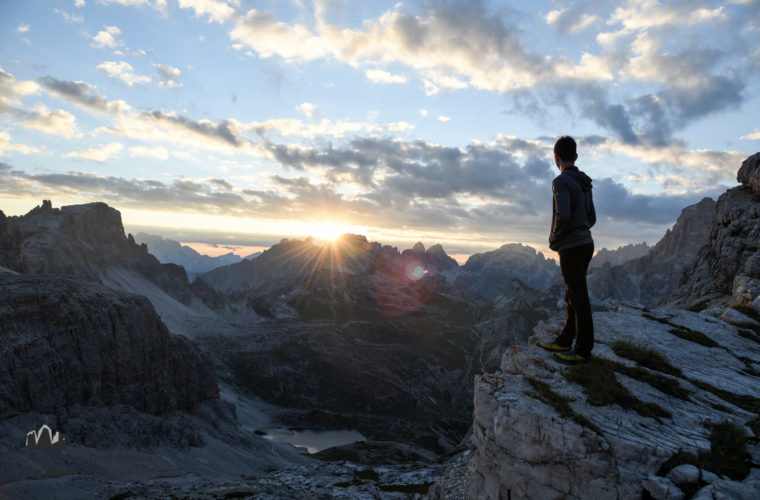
[
  {"xmin": 0, "ymin": 200, "xmax": 193, "ymax": 304},
  {"xmin": 426, "ymin": 243, "xmax": 458, "ymax": 271},
  {"xmin": 667, "ymin": 153, "xmax": 760, "ymax": 312},
  {"xmin": 737, "ymin": 152, "xmax": 760, "ymax": 193},
  {"xmin": 458, "ymin": 243, "xmax": 558, "ymax": 301}
]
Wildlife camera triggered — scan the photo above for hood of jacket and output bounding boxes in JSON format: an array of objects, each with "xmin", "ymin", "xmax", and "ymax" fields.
[{"xmin": 563, "ymin": 166, "xmax": 593, "ymax": 192}]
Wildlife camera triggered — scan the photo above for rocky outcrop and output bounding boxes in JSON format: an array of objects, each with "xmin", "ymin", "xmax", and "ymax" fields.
[
  {"xmin": 668, "ymin": 152, "xmax": 760, "ymax": 311},
  {"xmin": 0, "ymin": 274, "xmax": 218, "ymax": 418},
  {"xmin": 0, "ymin": 201, "xmax": 193, "ymax": 304},
  {"xmin": 588, "ymin": 197, "xmax": 715, "ymax": 306},
  {"xmin": 455, "ymin": 304, "xmax": 760, "ymax": 499}
]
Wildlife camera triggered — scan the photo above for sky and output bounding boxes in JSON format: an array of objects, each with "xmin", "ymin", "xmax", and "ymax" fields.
[{"xmin": 1, "ymin": 0, "xmax": 759, "ymax": 260}]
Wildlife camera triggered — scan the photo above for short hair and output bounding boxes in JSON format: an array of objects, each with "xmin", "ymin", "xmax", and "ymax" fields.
[{"xmin": 554, "ymin": 136, "xmax": 576, "ymax": 162}]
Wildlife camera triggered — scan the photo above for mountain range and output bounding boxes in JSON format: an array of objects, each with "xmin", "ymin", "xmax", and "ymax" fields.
[{"xmin": 1, "ymin": 152, "xmax": 758, "ymax": 498}]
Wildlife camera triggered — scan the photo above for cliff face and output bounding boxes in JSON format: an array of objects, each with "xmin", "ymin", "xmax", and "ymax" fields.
[
  {"xmin": 667, "ymin": 152, "xmax": 760, "ymax": 311},
  {"xmin": 0, "ymin": 274, "xmax": 219, "ymax": 419},
  {"xmin": 0, "ymin": 200, "xmax": 193, "ymax": 304},
  {"xmin": 461, "ymin": 305, "xmax": 760, "ymax": 499},
  {"xmin": 587, "ymin": 197, "xmax": 715, "ymax": 307}
]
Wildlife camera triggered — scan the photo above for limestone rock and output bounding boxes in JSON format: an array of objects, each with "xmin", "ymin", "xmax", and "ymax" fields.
[
  {"xmin": 737, "ymin": 152, "xmax": 760, "ymax": 194},
  {"xmin": 666, "ymin": 464, "xmax": 700, "ymax": 485},
  {"xmin": 0, "ymin": 274, "xmax": 219, "ymax": 418},
  {"xmin": 464, "ymin": 304, "xmax": 760, "ymax": 500},
  {"xmin": 667, "ymin": 154, "xmax": 760, "ymax": 311},
  {"xmin": 643, "ymin": 475, "xmax": 685, "ymax": 500},
  {"xmin": 0, "ymin": 201, "xmax": 194, "ymax": 304},
  {"xmin": 588, "ymin": 197, "xmax": 715, "ymax": 307}
]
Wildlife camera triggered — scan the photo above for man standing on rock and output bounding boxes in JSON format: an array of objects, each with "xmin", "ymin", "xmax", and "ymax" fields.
[{"xmin": 539, "ymin": 136, "xmax": 596, "ymax": 364}]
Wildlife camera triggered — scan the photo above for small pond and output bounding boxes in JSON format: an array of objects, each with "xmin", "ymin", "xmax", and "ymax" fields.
[{"xmin": 256, "ymin": 427, "xmax": 366, "ymax": 454}]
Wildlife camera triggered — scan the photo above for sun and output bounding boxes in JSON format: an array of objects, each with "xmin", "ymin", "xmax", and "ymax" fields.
[{"xmin": 309, "ymin": 221, "xmax": 346, "ymax": 242}]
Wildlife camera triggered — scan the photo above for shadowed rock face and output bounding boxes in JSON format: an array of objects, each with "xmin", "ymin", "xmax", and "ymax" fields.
[
  {"xmin": 667, "ymin": 152, "xmax": 760, "ymax": 311},
  {"xmin": 0, "ymin": 274, "xmax": 219, "ymax": 419},
  {"xmin": 587, "ymin": 197, "xmax": 716, "ymax": 307},
  {"xmin": 0, "ymin": 201, "xmax": 193, "ymax": 304}
]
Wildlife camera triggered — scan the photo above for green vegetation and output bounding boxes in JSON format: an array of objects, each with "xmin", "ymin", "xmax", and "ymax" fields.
[
  {"xmin": 667, "ymin": 327, "xmax": 720, "ymax": 348},
  {"xmin": 378, "ymin": 482, "xmax": 435, "ymax": 494},
  {"xmin": 688, "ymin": 378, "xmax": 760, "ymax": 414},
  {"xmin": 657, "ymin": 422, "xmax": 751, "ymax": 483},
  {"xmin": 525, "ymin": 376, "xmax": 600, "ymax": 433},
  {"xmin": 738, "ymin": 329, "xmax": 760, "ymax": 344},
  {"xmin": 704, "ymin": 422, "xmax": 751, "ymax": 480},
  {"xmin": 564, "ymin": 359, "xmax": 671, "ymax": 419},
  {"xmin": 612, "ymin": 340, "xmax": 683, "ymax": 377}
]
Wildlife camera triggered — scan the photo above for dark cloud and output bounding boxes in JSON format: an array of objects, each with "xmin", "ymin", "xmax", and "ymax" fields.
[
  {"xmin": 593, "ymin": 177, "xmax": 721, "ymax": 225},
  {"xmin": 142, "ymin": 111, "xmax": 246, "ymax": 148},
  {"xmin": 38, "ymin": 76, "xmax": 114, "ymax": 113}
]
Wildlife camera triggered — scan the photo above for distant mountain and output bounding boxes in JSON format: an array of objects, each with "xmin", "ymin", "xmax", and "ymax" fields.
[
  {"xmin": 134, "ymin": 232, "xmax": 246, "ymax": 278},
  {"xmin": 457, "ymin": 243, "xmax": 558, "ymax": 302},
  {"xmin": 589, "ymin": 241, "xmax": 650, "ymax": 269}
]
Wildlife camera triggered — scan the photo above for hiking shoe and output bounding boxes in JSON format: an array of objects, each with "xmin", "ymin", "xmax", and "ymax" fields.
[
  {"xmin": 554, "ymin": 349, "xmax": 591, "ymax": 365},
  {"xmin": 538, "ymin": 342, "xmax": 572, "ymax": 352}
]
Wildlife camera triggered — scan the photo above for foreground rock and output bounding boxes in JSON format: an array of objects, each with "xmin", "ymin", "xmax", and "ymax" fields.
[{"xmin": 450, "ymin": 304, "xmax": 760, "ymax": 499}]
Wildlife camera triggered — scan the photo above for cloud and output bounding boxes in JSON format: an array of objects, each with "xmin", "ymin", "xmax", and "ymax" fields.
[
  {"xmin": 740, "ymin": 130, "xmax": 760, "ymax": 141},
  {"xmin": 17, "ymin": 24, "xmax": 30, "ymax": 33},
  {"xmin": 295, "ymin": 102, "xmax": 317, "ymax": 119},
  {"xmin": 0, "ymin": 68, "xmax": 41, "ymax": 112},
  {"xmin": 609, "ymin": 0, "xmax": 727, "ymax": 30},
  {"xmin": 129, "ymin": 145, "xmax": 169, "ymax": 160},
  {"xmin": 39, "ymin": 75, "xmax": 129, "ymax": 114},
  {"xmin": 544, "ymin": 8, "xmax": 599, "ymax": 33},
  {"xmin": 63, "ymin": 142, "xmax": 124, "ymax": 162},
  {"xmin": 365, "ymin": 69, "xmax": 407, "ymax": 84},
  {"xmin": 21, "ymin": 105, "xmax": 79, "ymax": 138},
  {"xmin": 154, "ymin": 63, "xmax": 182, "ymax": 89},
  {"xmin": 178, "ymin": 0, "xmax": 237, "ymax": 23},
  {"xmin": 91, "ymin": 26, "xmax": 123, "ymax": 48},
  {"xmin": 0, "ymin": 131, "xmax": 39, "ymax": 155},
  {"xmin": 96, "ymin": 61, "xmax": 152, "ymax": 86},
  {"xmin": 437, "ymin": 115, "xmax": 452, "ymax": 123},
  {"xmin": 54, "ymin": 8, "xmax": 84, "ymax": 23},
  {"xmin": 75, "ymin": 0, "xmax": 85, "ymax": 6}
]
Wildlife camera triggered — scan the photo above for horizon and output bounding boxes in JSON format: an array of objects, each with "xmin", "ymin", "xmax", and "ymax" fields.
[{"xmin": 1, "ymin": 1, "xmax": 759, "ymax": 258}]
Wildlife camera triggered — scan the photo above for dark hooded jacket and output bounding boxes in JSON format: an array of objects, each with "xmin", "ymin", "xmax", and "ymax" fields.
[{"xmin": 549, "ymin": 165, "xmax": 596, "ymax": 252}]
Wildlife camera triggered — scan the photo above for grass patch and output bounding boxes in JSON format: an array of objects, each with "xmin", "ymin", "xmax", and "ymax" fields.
[
  {"xmin": 223, "ymin": 492, "xmax": 257, "ymax": 499},
  {"xmin": 378, "ymin": 482, "xmax": 435, "ymax": 494},
  {"xmin": 667, "ymin": 327, "xmax": 720, "ymax": 348},
  {"xmin": 738, "ymin": 329, "xmax": 760, "ymax": 344},
  {"xmin": 612, "ymin": 340, "xmax": 683, "ymax": 377},
  {"xmin": 525, "ymin": 377, "xmax": 600, "ymax": 433},
  {"xmin": 657, "ymin": 422, "xmax": 752, "ymax": 482},
  {"xmin": 354, "ymin": 469, "xmax": 380, "ymax": 481},
  {"xmin": 704, "ymin": 422, "xmax": 751, "ymax": 480},
  {"xmin": 688, "ymin": 379, "xmax": 760, "ymax": 413},
  {"xmin": 565, "ymin": 359, "xmax": 671, "ymax": 419},
  {"xmin": 656, "ymin": 450, "xmax": 700, "ymax": 476}
]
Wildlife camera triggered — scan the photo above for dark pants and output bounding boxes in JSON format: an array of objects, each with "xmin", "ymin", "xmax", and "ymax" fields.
[{"xmin": 556, "ymin": 242, "xmax": 594, "ymax": 357}]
